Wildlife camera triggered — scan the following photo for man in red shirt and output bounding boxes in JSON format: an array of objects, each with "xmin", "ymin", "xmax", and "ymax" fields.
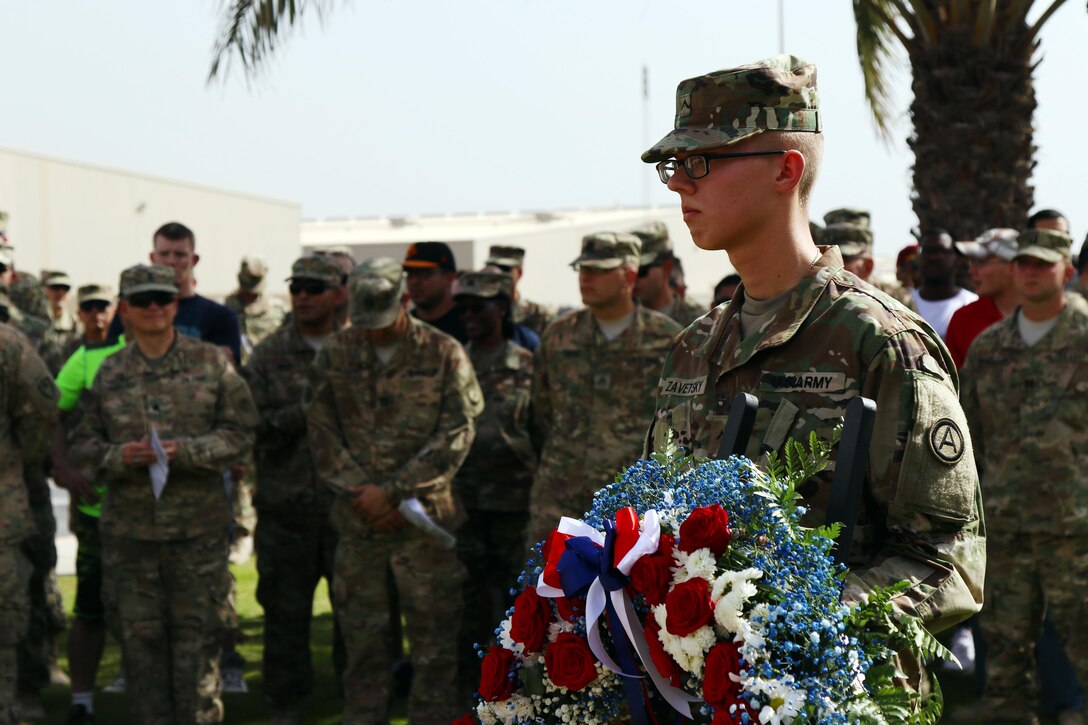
[{"xmin": 945, "ymin": 229, "xmax": 1019, "ymax": 369}]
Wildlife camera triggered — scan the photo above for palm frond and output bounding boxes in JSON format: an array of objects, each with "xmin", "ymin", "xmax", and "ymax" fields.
[
  {"xmin": 208, "ymin": 0, "xmax": 327, "ymax": 82},
  {"xmin": 853, "ymin": 0, "xmax": 912, "ymax": 140}
]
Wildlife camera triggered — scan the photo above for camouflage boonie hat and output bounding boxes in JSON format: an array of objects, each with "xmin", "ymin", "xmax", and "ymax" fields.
[
  {"xmin": 119, "ymin": 264, "xmax": 178, "ymax": 298},
  {"xmin": 485, "ymin": 245, "xmax": 526, "ymax": 269},
  {"xmin": 237, "ymin": 257, "xmax": 268, "ymax": 291},
  {"xmin": 454, "ymin": 271, "xmax": 513, "ymax": 301},
  {"xmin": 42, "ymin": 270, "xmax": 73, "ymax": 288},
  {"xmin": 823, "ymin": 208, "xmax": 871, "ymax": 228},
  {"xmin": 570, "ymin": 232, "xmax": 642, "ymax": 270},
  {"xmin": 287, "ymin": 255, "xmax": 344, "ymax": 284},
  {"xmin": 642, "ymin": 54, "xmax": 820, "ymax": 163},
  {"xmin": 955, "ymin": 228, "xmax": 1018, "ymax": 262},
  {"xmin": 349, "ymin": 257, "xmax": 406, "ymax": 329},
  {"xmin": 823, "ymin": 223, "xmax": 873, "ymax": 257},
  {"xmin": 78, "ymin": 284, "xmax": 113, "ymax": 305},
  {"xmin": 0, "ymin": 243, "xmax": 13, "ymax": 268},
  {"xmin": 629, "ymin": 221, "xmax": 672, "ymax": 265},
  {"xmin": 1014, "ymin": 228, "xmax": 1072, "ymax": 264}
]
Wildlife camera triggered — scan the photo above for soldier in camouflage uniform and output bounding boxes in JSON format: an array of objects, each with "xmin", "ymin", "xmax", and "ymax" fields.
[
  {"xmin": 485, "ymin": 245, "xmax": 555, "ymax": 335},
  {"xmin": 527, "ymin": 233, "xmax": 681, "ymax": 545},
  {"xmin": 70, "ymin": 265, "xmax": 257, "ymax": 725},
  {"xmin": 450, "ymin": 272, "xmax": 536, "ymax": 683},
  {"xmin": 243, "ymin": 256, "xmax": 347, "ymax": 724},
  {"xmin": 959, "ymin": 229, "xmax": 1088, "ymax": 724},
  {"xmin": 631, "ymin": 220, "xmax": 706, "ymax": 327},
  {"xmin": 225, "ymin": 257, "xmax": 287, "ymax": 365},
  {"xmin": 305, "ymin": 257, "xmax": 483, "ymax": 724},
  {"xmin": 0, "ymin": 326, "xmax": 57, "ymax": 725},
  {"xmin": 822, "ymin": 208, "xmax": 917, "ymax": 311},
  {"xmin": 641, "ymin": 56, "xmax": 984, "ymax": 702},
  {"xmin": 42, "ymin": 270, "xmax": 83, "ymax": 356}
]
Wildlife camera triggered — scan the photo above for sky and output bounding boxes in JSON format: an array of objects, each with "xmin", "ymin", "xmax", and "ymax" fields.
[{"xmin": 3, "ymin": 1, "xmax": 1086, "ymax": 260}]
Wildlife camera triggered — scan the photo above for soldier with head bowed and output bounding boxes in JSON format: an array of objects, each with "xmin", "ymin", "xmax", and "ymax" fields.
[
  {"xmin": 70, "ymin": 264, "xmax": 257, "ymax": 724},
  {"xmin": 642, "ymin": 55, "xmax": 984, "ymax": 703},
  {"xmin": 631, "ymin": 220, "xmax": 706, "ymax": 328},
  {"xmin": 822, "ymin": 208, "xmax": 916, "ymax": 310},
  {"xmin": 527, "ymin": 232, "xmax": 682, "ymax": 546},
  {"xmin": 305, "ymin": 257, "xmax": 483, "ymax": 723},
  {"xmin": 226, "ymin": 256, "xmax": 287, "ymax": 365},
  {"xmin": 485, "ymin": 245, "xmax": 555, "ymax": 337}
]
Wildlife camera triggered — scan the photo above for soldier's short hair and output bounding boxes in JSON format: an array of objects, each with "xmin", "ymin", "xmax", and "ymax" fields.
[{"xmin": 153, "ymin": 222, "xmax": 196, "ymax": 250}]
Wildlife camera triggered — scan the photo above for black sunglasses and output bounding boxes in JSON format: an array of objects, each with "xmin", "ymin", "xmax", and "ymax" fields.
[
  {"xmin": 289, "ymin": 280, "xmax": 331, "ymax": 296},
  {"xmin": 79, "ymin": 301, "xmax": 111, "ymax": 313},
  {"xmin": 48, "ymin": 284, "xmax": 72, "ymax": 293},
  {"xmin": 127, "ymin": 291, "xmax": 177, "ymax": 308}
]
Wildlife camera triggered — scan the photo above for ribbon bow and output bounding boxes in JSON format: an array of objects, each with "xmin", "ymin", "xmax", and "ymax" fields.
[{"xmin": 537, "ymin": 508, "xmax": 696, "ymax": 720}]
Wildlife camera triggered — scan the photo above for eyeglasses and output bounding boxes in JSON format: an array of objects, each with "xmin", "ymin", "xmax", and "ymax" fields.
[
  {"xmin": 126, "ymin": 291, "xmax": 176, "ymax": 308},
  {"xmin": 655, "ymin": 150, "xmax": 788, "ymax": 184},
  {"xmin": 79, "ymin": 301, "xmax": 111, "ymax": 313},
  {"xmin": 289, "ymin": 280, "xmax": 331, "ymax": 296}
]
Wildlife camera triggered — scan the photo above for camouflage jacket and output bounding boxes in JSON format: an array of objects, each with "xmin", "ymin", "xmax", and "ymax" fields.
[
  {"xmin": 44, "ymin": 311, "xmax": 82, "ymax": 373},
  {"xmin": 225, "ymin": 293, "xmax": 287, "ymax": 364},
  {"xmin": 70, "ymin": 334, "xmax": 257, "ymax": 541},
  {"xmin": 0, "ymin": 325, "xmax": 58, "ymax": 544},
  {"xmin": 532, "ymin": 306, "xmax": 682, "ymax": 517},
  {"xmin": 664, "ymin": 296, "xmax": 707, "ymax": 328},
  {"xmin": 514, "ymin": 298, "xmax": 555, "ymax": 337},
  {"xmin": 454, "ymin": 340, "xmax": 536, "ymax": 512},
  {"xmin": 960, "ymin": 295, "xmax": 1088, "ymax": 536},
  {"xmin": 304, "ymin": 317, "xmax": 483, "ymax": 536},
  {"xmin": 646, "ymin": 246, "xmax": 984, "ymax": 633},
  {"xmin": 243, "ymin": 322, "xmax": 333, "ymax": 514},
  {"xmin": 873, "ymin": 279, "xmax": 917, "ymax": 313}
]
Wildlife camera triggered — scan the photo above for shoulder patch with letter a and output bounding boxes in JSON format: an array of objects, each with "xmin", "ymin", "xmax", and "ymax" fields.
[
  {"xmin": 760, "ymin": 371, "xmax": 846, "ymax": 394},
  {"xmin": 659, "ymin": 376, "xmax": 707, "ymax": 396},
  {"xmin": 929, "ymin": 418, "xmax": 965, "ymax": 464}
]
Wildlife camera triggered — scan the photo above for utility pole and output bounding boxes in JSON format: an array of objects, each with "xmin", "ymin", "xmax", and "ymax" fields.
[{"xmin": 642, "ymin": 64, "xmax": 651, "ymax": 208}]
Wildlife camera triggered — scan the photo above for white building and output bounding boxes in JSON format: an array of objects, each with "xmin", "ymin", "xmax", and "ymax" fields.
[
  {"xmin": 0, "ymin": 146, "xmax": 301, "ymax": 299},
  {"xmin": 301, "ymin": 207, "xmax": 737, "ymax": 310}
]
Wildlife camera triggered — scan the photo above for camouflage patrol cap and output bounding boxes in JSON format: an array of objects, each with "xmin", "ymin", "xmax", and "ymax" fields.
[
  {"xmin": 42, "ymin": 270, "xmax": 73, "ymax": 288},
  {"xmin": 454, "ymin": 271, "xmax": 513, "ymax": 301},
  {"xmin": 629, "ymin": 221, "xmax": 672, "ymax": 265},
  {"xmin": 77, "ymin": 284, "xmax": 113, "ymax": 305},
  {"xmin": 349, "ymin": 257, "xmax": 407, "ymax": 329},
  {"xmin": 1014, "ymin": 228, "xmax": 1073, "ymax": 264},
  {"xmin": 485, "ymin": 245, "xmax": 526, "ymax": 269},
  {"xmin": 823, "ymin": 223, "xmax": 873, "ymax": 257},
  {"xmin": 954, "ymin": 228, "xmax": 1018, "ymax": 262},
  {"xmin": 642, "ymin": 54, "xmax": 820, "ymax": 163},
  {"xmin": 315, "ymin": 245, "xmax": 355, "ymax": 258},
  {"xmin": 570, "ymin": 232, "xmax": 642, "ymax": 270},
  {"xmin": 287, "ymin": 255, "xmax": 344, "ymax": 284},
  {"xmin": 237, "ymin": 256, "xmax": 268, "ymax": 292},
  {"xmin": 822, "ymin": 208, "xmax": 871, "ymax": 228},
  {"xmin": 119, "ymin": 264, "xmax": 178, "ymax": 298}
]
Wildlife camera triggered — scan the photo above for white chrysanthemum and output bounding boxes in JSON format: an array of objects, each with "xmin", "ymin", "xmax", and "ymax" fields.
[
  {"xmin": 496, "ymin": 617, "xmax": 525, "ymax": 657},
  {"xmin": 476, "ymin": 701, "xmax": 499, "ymax": 724},
  {"xmin": 747, "ymin": 677, "xmax": 804, "ymax": 725},
  {"xmin": 652, "ymin": 604, "xmax": 715, "ymax": 676},
  {"xmin": 672, "ymin": 547, "xmax": 717, "ymax": 583},
  {"xmin": 711, "ymin": 568, "xmax": 762, "ymax": 635},
  {"xmin": 548, "ymin": 618, "xmax": 576, "ymax": 641}
]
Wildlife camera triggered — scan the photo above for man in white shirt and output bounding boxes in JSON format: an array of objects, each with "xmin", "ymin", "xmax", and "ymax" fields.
[{"xmin": 911, "ymin": 227, "xmax": 977, "ymax": 337}]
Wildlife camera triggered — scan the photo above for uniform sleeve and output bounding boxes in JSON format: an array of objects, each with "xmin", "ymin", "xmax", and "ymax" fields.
[
  {"xmin": 68, "ymin": 382, "xmax": 127, "ymax": 477},
  {"xmin": 172, "ymin": 359, "xmax": 257, "ymax": 471},
  {"xmin": 529, "ymin": 339, "xmax": 553, "ymax": 454},
  {"xmin": 11, "ymin": 341, "xmax": 60, "ymax": 464},
  {"xmin": 244, "ymin": 346, "xmax": 307, "ymax": 439},
  {"xmin": 383, "ymin": 344, "xmax": 483, "ymax": 503},
  {"xmin": 304, "ymin": 346, "xmax": 373, "ymax": 495},
  {"xmin": 843, "ymin": 331, "xmax": 985, "ymax": 633}
]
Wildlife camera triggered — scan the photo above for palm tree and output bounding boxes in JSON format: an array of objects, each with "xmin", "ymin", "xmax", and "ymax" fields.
[
  {"xmin": 208, "ymin": 0, "xmax": 331, "ymax": 82},
  {"xmin": 853, "ymin": 0, "xmax": 1073, "ymax": 238}
]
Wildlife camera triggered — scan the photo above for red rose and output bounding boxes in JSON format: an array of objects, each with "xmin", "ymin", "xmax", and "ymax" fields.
[
  {"xmin": 643, "ymin": 611, "xmax": 683, "ymax": 687},
  {"xmin": 544, "ymin": 633, "xmax": 598, "ymax": 691},
  {"xmin": 630, "ymin": 533, "xmax": 676, "ymax": 606},
  {"xmin": 664, "ymin": 577, "xmax": 713, "ymax": 636},
  {"xmin": 702, "ymin": 641, "xmax": 745, "ymax": 707},
  {"xmin": 555, "ymin": 596, "xmax": 585, "ymax": 623},
  {"xmin": 509, "ymin": 586, "xmax": 551, "ymax": 653},
  {"xmin": 477, "ymin": 645, "xmax": 517, "ymax": 701},
  {"xmin": 452, "ymin": 715, "xmax": 477, "ymax": 725},
  {"xmin": 678, "ymin": 505, "xmax": 732, "ymax": 555}
]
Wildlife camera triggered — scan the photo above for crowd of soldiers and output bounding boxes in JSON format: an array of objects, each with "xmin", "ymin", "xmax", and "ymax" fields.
[{"xmin": 0, "ymin": 52, "xmax": 1087, "ymax": 725}]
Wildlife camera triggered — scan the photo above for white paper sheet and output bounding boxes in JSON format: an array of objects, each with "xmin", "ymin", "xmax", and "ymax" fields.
[{"xmin": 149, "ymin": 424, "xmax": 170, "ymax": 500}]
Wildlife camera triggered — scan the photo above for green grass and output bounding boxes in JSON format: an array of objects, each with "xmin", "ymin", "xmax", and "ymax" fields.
[{"xmin": 45, "ymin": 561, "xmax": 409, "ymax": 724}]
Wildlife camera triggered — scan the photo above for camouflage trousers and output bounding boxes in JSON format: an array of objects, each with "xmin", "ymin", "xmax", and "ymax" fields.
[
  {"xmin": 333, "ymin": 523, "xmax": 466, "ymax": 724},
  {"xmin": 254, "ymin": 510, "xmax": 344, "ymax": 709},
  {"xmin": 103, "ymin": 534, "xmax": 230, "ymax": 725},
  {"xmin": 456, "ymin": 509, "xmax": 529, "ymax": 691},
  {"xmin": 17, "ymin": 481, "xmax": 65, "ymax": 696},
  {"xmin": 0, "ymin": 545, "xmax": 30, "ymax": 725},
  {"xmin": 978, "ymin": 533, "xmax": 1088, "ymax": 721}
]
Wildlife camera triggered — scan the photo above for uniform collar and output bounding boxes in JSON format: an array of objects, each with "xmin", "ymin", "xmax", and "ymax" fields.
[{"xmin": 999, "ymin": 295, "xmax": 1088, "ymax": 352}]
